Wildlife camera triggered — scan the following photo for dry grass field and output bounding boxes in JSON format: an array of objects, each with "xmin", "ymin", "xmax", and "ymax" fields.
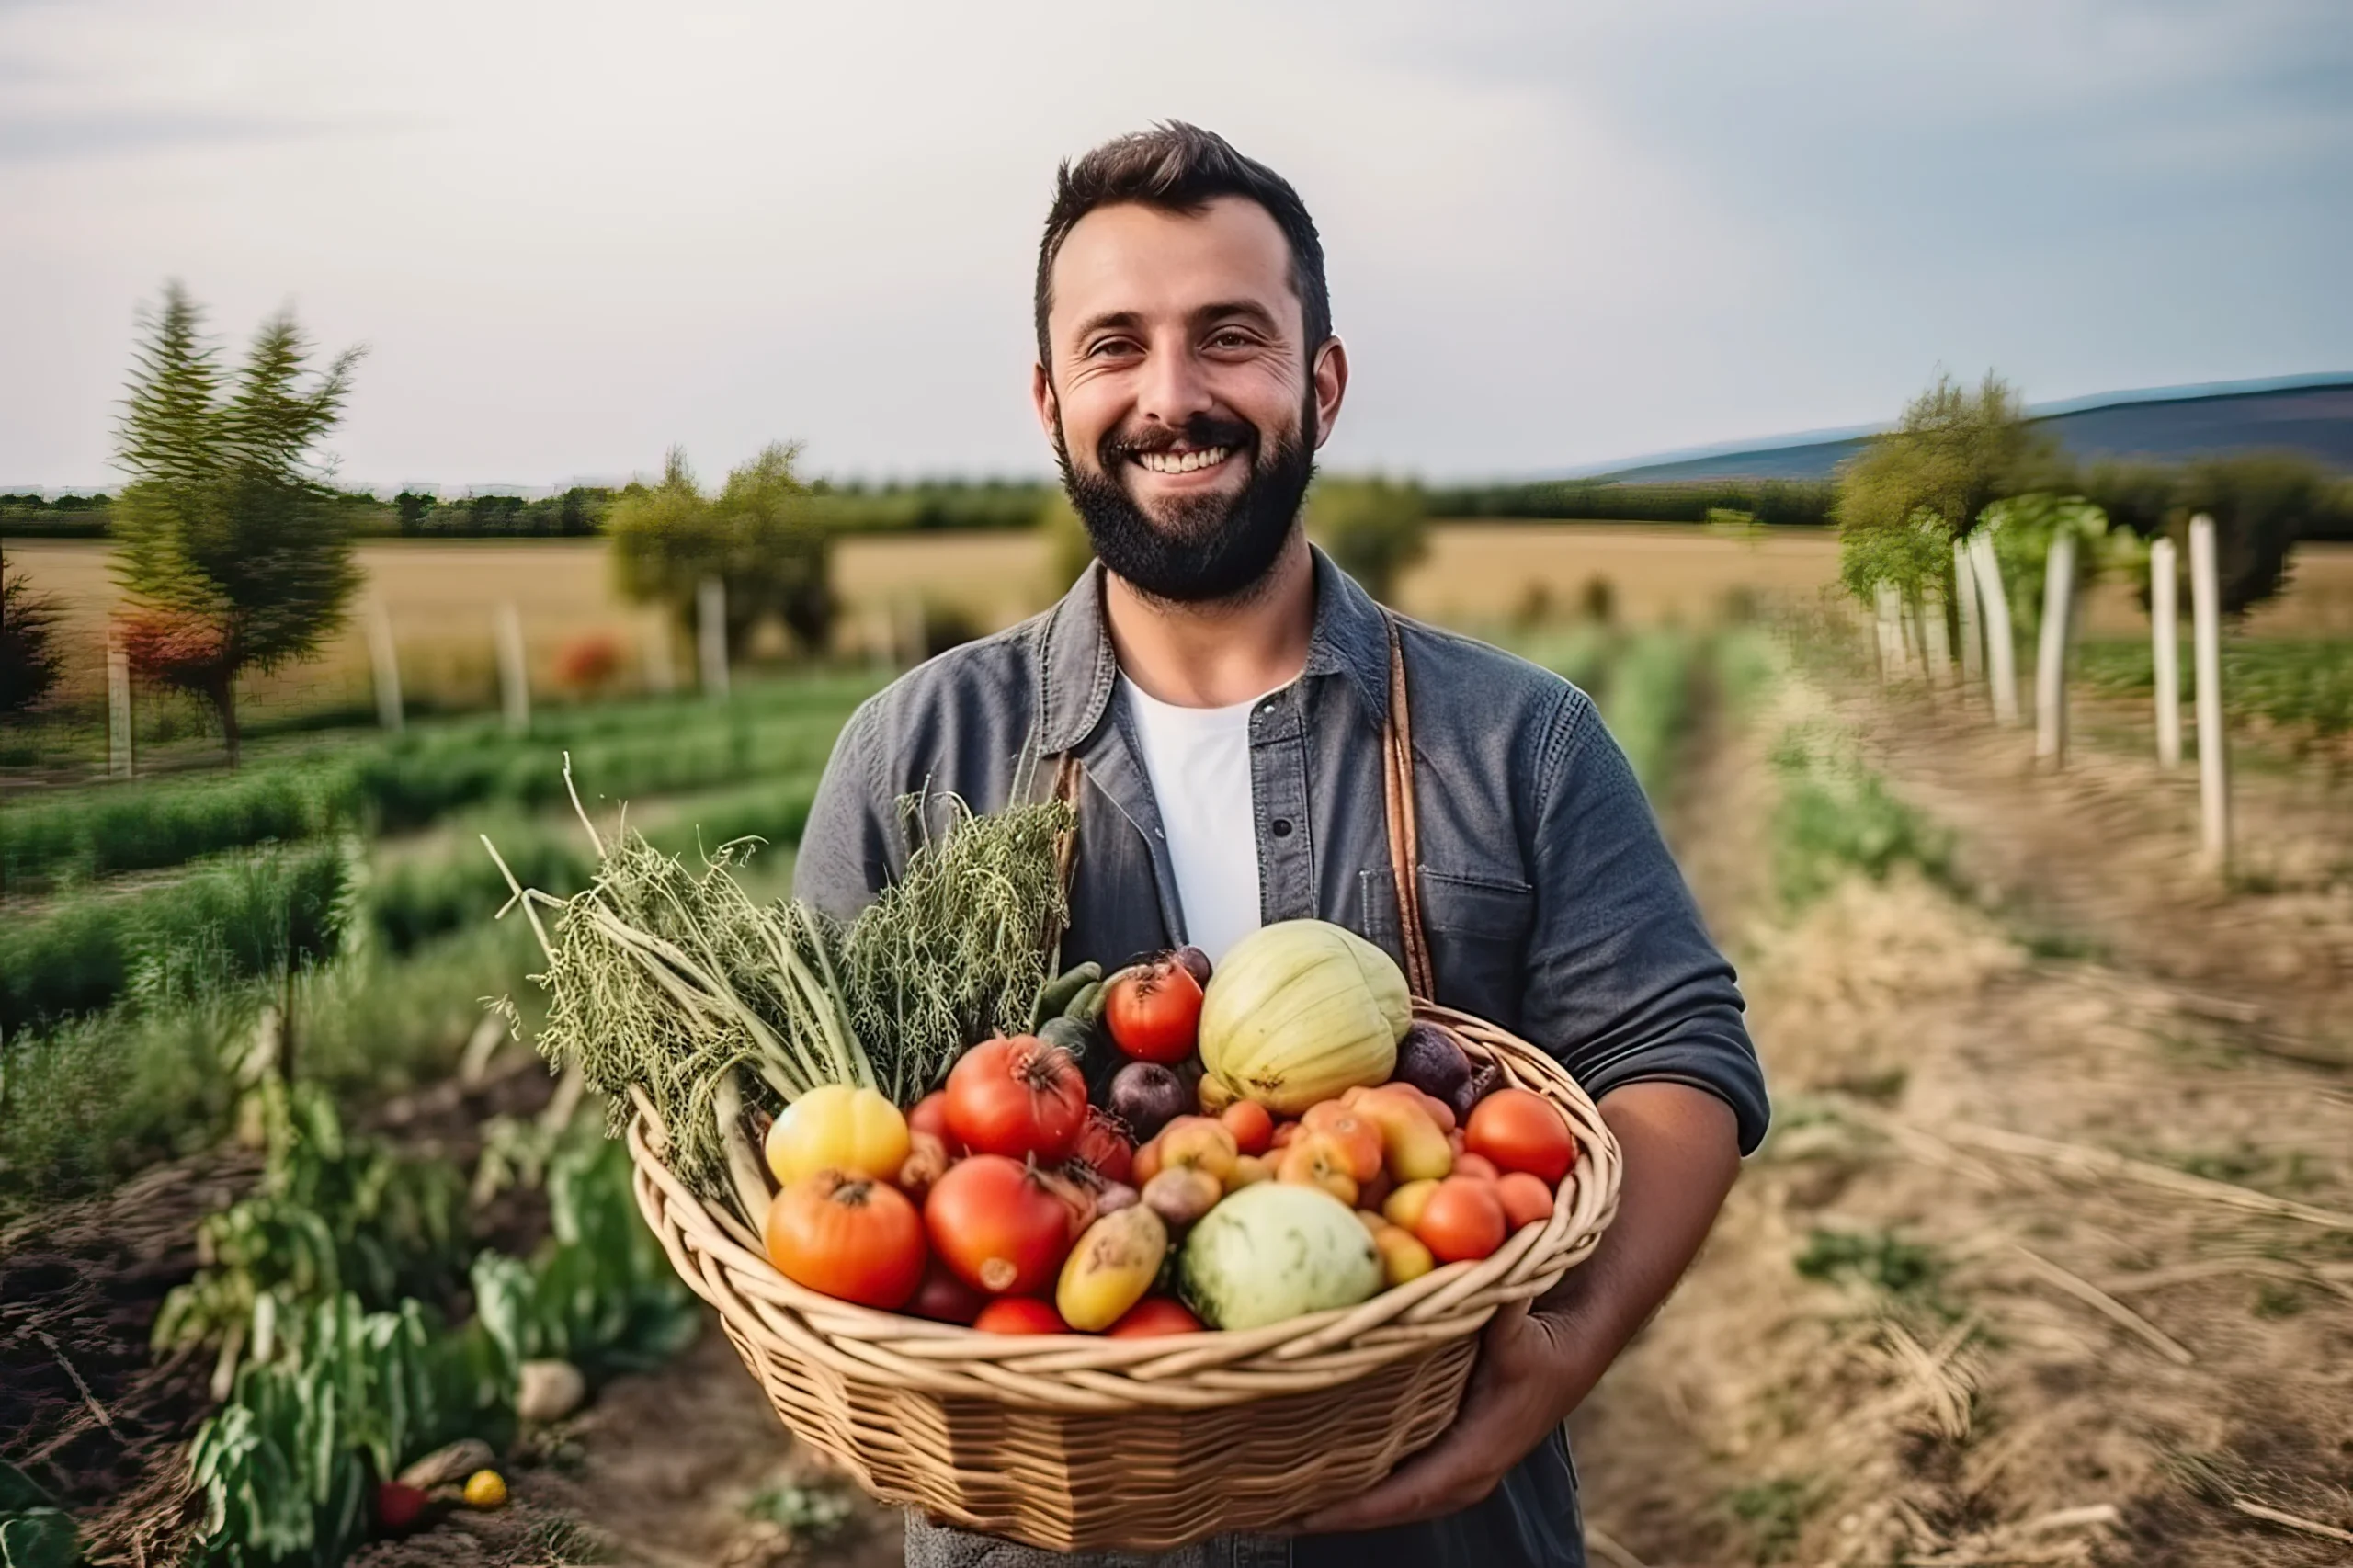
[{"xmin": 8, "ymin": 527, "xmax": 2350, "ymax": 718}]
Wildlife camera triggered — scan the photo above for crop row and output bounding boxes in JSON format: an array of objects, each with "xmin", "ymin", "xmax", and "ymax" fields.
[
  {"xmin": 0, "ymin": 773, "xmax": 819, "ymax": 1036},
  {"xmin": 0, "ymin": 671, "xmax": 878, "ymax": 889},
  {"xmin": 2075, "ymin": 637, "xmax": 2353, "ymax": 742}
]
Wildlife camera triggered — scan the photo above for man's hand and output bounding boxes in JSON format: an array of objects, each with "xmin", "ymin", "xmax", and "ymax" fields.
[
  {"xmin": 1291, "ymin": 1082, "xmax": 1744, "ymax": 1539},
  {"xmin": 1291, "ymin": 1297, "xmax": 1605, "ymax": 1534}
]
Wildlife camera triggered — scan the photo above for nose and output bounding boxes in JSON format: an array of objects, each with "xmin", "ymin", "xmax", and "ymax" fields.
[{"xmin": 1132, "ymin": 328, "xmax": 1216, "ymax": 432}]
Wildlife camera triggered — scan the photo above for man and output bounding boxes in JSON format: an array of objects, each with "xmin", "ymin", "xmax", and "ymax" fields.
[{"xmin": 795, "ymin": 122, "xmax": 1768, "ymax": 1568}]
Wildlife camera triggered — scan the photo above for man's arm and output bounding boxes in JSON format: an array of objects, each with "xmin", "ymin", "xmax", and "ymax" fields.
[{"xmin": 1293, "ymin": 1080, "xmax": 1739, "ymax": 1533}]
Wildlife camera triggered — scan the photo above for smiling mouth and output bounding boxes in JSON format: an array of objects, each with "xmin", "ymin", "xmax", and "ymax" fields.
[{"xmin": 1133, "ymin": 446, "xmax": 1234, "ymax": 475}]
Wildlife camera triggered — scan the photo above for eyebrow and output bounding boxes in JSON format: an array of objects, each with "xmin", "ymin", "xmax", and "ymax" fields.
[{"xmin": 1067, "ymin": 300, "xmax": 1287, "ymax": 344}]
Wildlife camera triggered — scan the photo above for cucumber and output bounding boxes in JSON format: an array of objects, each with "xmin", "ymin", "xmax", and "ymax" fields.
[{"xmin": 1032, "ymin": 961, "xmax": 1103, "ymax": 1028}]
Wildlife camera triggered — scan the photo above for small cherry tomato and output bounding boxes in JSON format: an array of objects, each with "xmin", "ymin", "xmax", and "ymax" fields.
[
  {"xmin": 972, "ymin": 1296, "xmax": 1070, "ymax": 1335},
  {"xmin": 1466, "ymin": 1089, "xmax": 1577, "ymax": 1187},
  {"xmin": 1219, "ymin": 1100, "xmax": 1275, "ymax": 1157},
  {"xmin": 1106, "ymin": 1296, "xmax": 1205, "ymax": 1337},
  {"xmin": 1413, "ymin": 1176, "xmax": 1508, "ymax": 1264},
  {"xmin": 1495, "ymin": 1171, "xmax": 1555, "ymax": 1230}
]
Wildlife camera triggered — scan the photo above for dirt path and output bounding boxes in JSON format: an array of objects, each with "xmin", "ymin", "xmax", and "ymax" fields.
[{"xmin": 1570, "ymin": 652, "xmax": 2353, "ymax": 1566}]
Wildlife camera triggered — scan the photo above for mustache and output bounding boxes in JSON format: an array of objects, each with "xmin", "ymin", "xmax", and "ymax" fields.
[{"xmin": 1099, "ymin": 415, "xmax": 1258, "ymax": 464}]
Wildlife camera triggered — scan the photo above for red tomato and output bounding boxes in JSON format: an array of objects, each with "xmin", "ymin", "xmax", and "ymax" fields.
[
  {"xmin": 908, "ymin": 1091, "xmax": 957, "ymax": 1149},
  {"xmin": 924, "ymin": 1154, "xmax": 1074, "ymax": 1295},
  {"xmin": 1466, "ymin": 1089, "xmax": 1577, "ymax": 1187},
  {"xmin": 972, "ymin": 1297, "xmax": 1070, "ymax": 1335},
  {"xmin": 1219, "ymin": 1100, "xmax": 1275, "ymax": 1157},
  {"xmin": 905, "ymin": 1255, "xmax": 988, "ymax": 1324},
  {"xmin": 1414, "ymin": 1176, "xmax": 1508, "ymax": 1264},
  {"xmin": 1495, "ymin": 1171, "xmax": 1555, "ymax": 1231},
  {"xmin": 1072, "ymin": 1109, "xmax": 1135, "ymax": 1187},
  {"xmin": 764, "ymin": 1171, "xmax": 927, "ymax": 1310},
  {"xmin": 944, "ymin": 1036, "xmax": 1087, "ymax": 1162},
  {"xmin": 1106, "ymin": 1296, "xmax": 1205, "ymax": 1338},
  {"xmin": 1104, "ymin": 958, "xmax": 1204, "ymax": 1065},
  {"xmin": 1451, "ymin": 1152, "xmax": 1501, "ymax": 1184}
]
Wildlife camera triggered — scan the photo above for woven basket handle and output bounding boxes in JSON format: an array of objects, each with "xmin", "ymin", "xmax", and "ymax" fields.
[
  {"xmin": 1039, "ymin": 614, "xmax": 1432, "ymax": 996},
  {"xmin": 1381, "ymin": 611, "xmax": 1436, "ymax": 999}
]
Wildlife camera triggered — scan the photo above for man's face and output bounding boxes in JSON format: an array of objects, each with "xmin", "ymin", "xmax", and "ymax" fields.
[{"xmin": 1034, "ymin": 196, "xmax": 1347, "ymax": 603}]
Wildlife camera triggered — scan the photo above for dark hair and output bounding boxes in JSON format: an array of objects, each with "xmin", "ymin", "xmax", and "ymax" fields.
[{"xmin": 1034, "ymin": 121, "xmax": 1330, "ymax": 372}]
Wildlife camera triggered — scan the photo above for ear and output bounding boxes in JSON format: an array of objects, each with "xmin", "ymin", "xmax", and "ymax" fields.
[
  {"xmin": 1031, "ymin": 361, "xmax": 1061, "ymax": 443},
  {"xmin": 1310, "ymin": 337, "xmax": 1350, "ymax": 451}
]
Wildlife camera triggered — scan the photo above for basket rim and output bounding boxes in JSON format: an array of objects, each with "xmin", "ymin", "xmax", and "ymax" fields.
[{"xmin": 623, "ymin": 1002, "xmax": 1623, "ymax": 1406}]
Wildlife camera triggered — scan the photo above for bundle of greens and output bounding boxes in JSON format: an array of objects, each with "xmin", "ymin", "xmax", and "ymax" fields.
[{"xmin": 490, "ymin": 782, "xmax": 1072, "ymax": 1224}]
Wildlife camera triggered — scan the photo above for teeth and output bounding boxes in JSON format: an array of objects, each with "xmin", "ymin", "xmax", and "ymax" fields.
[{"xmin": 1138, "ymin": 447, "xmax": 1229, "ymax": 474}]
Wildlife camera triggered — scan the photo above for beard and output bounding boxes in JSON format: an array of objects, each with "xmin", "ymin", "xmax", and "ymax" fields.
[{"xmin": 1055, "ymin": 390, "xmax": 1317, "ymax": 606}]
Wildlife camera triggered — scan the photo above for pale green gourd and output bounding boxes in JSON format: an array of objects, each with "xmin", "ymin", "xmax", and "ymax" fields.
[{"xmin": 1197, "ymin": 919, "xmax": 1409, "ymax": 1115}]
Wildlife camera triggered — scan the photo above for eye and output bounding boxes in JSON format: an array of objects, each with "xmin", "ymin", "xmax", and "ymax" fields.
[
  {"xmin": 1208, "ymin": 328, "xmax": 1256, "ymax": 349},
  {"xmin": 1085, "ymin": 336, "xmax": 1140, "ymax": 359}
]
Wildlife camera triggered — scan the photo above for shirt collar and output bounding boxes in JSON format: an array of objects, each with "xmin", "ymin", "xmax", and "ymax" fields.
[{"xmin": 1035, "ymin": 543, "xmax": 1392, "ymax": 756}]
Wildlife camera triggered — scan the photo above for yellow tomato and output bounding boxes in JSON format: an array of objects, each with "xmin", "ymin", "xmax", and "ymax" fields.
[
  {"xmin": 765, "ymin": 1085, "xmax": 911, "ymax": 1187},
  {"xmin": 463, "ymin": 1469, "xmax": 507, "ymax": 1508}
]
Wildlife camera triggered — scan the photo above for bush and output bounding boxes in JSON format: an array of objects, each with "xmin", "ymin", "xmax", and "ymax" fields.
[
  {"xmin": 551, "ymin": 630, "xmax": 627, "ymax": 693},
  {"xmin": 1308, "ymin": 478, "xmax": 1427, "ymax": 603},
  {"xmin": 1, "ymin": 564, "xmax": 65, "ymax": 713},
  {"xmin": 0, "ymin": 840, "xmax": 352, "ymax": 1033},
  {"xmin": 609, "ymin": 444, "xmax": 835, "ymax": 658}
]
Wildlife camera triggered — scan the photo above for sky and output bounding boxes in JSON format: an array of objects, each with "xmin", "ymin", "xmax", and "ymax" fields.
[{"xmin": 3, "ymin": 0, "xmax": 2349, "ymax": 491}]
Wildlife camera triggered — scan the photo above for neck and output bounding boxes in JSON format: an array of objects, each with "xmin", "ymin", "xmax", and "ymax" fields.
[{"xmin": 1103, "ymin": 530, "xmax": 1314, "ymax": 708}]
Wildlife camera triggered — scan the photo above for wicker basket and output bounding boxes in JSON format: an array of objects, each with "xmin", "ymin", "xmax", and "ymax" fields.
[{"xmin": 626, "ymin": 1001, "xmax": 1620, "ymax": 1551}]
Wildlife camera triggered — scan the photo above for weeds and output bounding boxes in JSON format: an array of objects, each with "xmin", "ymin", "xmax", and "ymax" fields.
[
  {"xmin": 1795, "ymin": 1226, "xmax": 1950, "ymax": 1303},
  {"xmin": 1768, "ymin": 723, "xmax": 1953, "ymax": 905},
  {"xmin": 1722, "ymin": 1475, "xmax": 1825, "ymax": 1564}
]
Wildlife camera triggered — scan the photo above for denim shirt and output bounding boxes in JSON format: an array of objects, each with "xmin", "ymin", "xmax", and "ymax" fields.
[{"xmin": 793, "ymin": 549, "xmax": 1769, "ymax": 1568}]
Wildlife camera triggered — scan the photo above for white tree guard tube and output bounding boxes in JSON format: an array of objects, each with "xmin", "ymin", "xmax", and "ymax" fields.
[
  {"xmin": 2034, "ymin": 531, "xmax": 2078, "ymax": 765},
  {"xmin": 2188, "ymin": 515, "xmax": 2230, "ymax": 867},
  {"xmin": 1952, "ymin": 538, "xmax": 1984, "ymax": 688},
  {"xmin": 1967, "ymin": 532, "xmax": 2020, "ymax": 725},
  {"xmin": 2150, "ymin": 536, "xmax": 2181, "ymax": 768}
]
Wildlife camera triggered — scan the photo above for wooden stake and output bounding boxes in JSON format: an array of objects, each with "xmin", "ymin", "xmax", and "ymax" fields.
[
  {"xmin": 696, "ymin": 575, "xmax": 729, "ymax": 700},
  {"xmin": 494, "ymin": 601, "xmax": 529, "ymax": 733},
  {"xmin": 106, "ymin": 631, "xmax": 135, "ymax": 778},
  {"xmin": 365, "ymin": 602, "xmax": 404, "ymax": 732},
  {"xmin": 1966, "ymin": 532, "xmax": 2020, "ymax": 724},
  {"xmin": 2034, "ymin": 530, "xmax": 2077, "ymax": 766},
  {"xmin": 2188, "ymin": 514, "xmax": 2230, "ymax": 868},
  {"xmin": 2150, "ymin": 536, "xmax": 2181, "ymax": 768},
  {"xmin": 1952, "ymin": 539, "xmax": 1984, "ymax": 690}
]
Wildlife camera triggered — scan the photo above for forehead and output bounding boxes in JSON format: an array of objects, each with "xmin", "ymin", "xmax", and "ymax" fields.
[{"xmin": 1046, "ymin": 195, "xmax": 1301, "ymax": 340}]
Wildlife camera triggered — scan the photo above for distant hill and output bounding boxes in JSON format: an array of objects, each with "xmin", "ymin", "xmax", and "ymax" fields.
[{"xmin": 1600, "ymin": 376, "xmax": 2353, "ymax": 483}]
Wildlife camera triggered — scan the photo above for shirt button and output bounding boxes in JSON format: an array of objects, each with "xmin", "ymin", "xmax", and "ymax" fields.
[{"xmin": 1270, "ymin": 818, "xmax": 1293, "ymax": 838}]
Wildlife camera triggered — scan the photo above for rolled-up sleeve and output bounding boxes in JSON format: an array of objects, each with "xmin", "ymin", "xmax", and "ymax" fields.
[{"xmin": 1522, "ymin": 689, "xmax": 1769, "ymax": 1153}]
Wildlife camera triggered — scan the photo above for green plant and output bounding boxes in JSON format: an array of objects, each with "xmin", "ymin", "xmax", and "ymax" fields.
[
  {"xmin": 0, "ymin": 1462, "xmax": 80, "ymax": 1568},
  {"xmin": 1307, "ymin": 477, "xmax": 1427, "ymax": 603},
  {"xmin": 742, "ymin": 1479, "xmax": 855, "ymax": 1540},
  {"xmin": 1768, "ymin": 726, "xmax": 1952, "ymax": 906},
  {"xmin": 1795, "ymin": 1226, "xmax": 1949, "ymax": 1301},
  {"xmin": 1722, "ymin": 1475, "xmax": 1824, "ymax": 1564},
  {"xmin": 153, "ymin": 1080, "xmax": 469, "ymax": 1378},
  {"xmin": 1836, "ymin": 371, "xmax": 2053, "ymax": 603},
  {"xmin": 608, "ymin": 444, "xmax": 835, "ymax": 658},
  {"xmin": 0, "ymin": 564, "xmax": 66, "ymax": 716},
  {"xmin": 110, "ymin": 282, "xmax": 365, "ymax": 767}
]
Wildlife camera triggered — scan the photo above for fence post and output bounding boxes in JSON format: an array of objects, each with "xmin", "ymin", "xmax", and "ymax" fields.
[
  {"xmin": 1966, "ymin": 532, "xmax": 2021, "ymax": 725},
  {"xmin": 494, "ymin": 602, "xmax": 530, "ymax": 733},
  {"xmin": 107, "ymin": 631, "xmax": 135, "ymax": 778},
  {"xmin": 1922, "ymin": 586, "xmax": 1954, "ymax": 689},
  {"xmin": 697, "ymin": 575, "xmax": 729, "ymax": 700},
  {"xmin": 2150, "ymin": 536, "xmax": 2182, "ymax": 768},
  {"xmin": 1952, "ymin": 539, "xmax": 1984, "ymax": 691},
  {"xmin": 366, "ymin": 602, "xmax": 404, "ymax": 732},
  {"xmin": 2188, "ymin": 514, "xmax": 2230, "ymax": 868},
  {"xmin": 642, "ymin": 620, "xmax": 677, "ymax": 696},
  {"xmin": 1872, "ymin": 581, "xmax": 1904, "ymax": 683},
  {"xmin": 2033, "ymin": 530, "xmax": 2077, "ymax": 766}
]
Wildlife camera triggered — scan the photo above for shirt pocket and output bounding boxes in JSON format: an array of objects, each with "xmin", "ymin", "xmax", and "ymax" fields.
[{"xmin": 1357, "ymin": 867, "xmax": 1536, "ymax": 1027}]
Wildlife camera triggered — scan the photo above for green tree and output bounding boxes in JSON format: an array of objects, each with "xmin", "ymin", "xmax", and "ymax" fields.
[
  {"xmin": 2176, "ymin": 452, "xmax": 2332, "ymax": 617},
  {"xmin": 1836, "ymin": 371, "xmax": 2051, "ymax": 604},
  {"xmin": 1, "ymin": 563, "xmax": 67, "ymax": 713},
  {"xmin": 110, "ymin": 283, "xmax": 364, "ymax": 767},
  {"xmin": 1307, "ymin": 476, "xmax": 1427, "ymax": 603},
  {"xmin": 608, "ymin": 444, "xmax": 835, "ymax": 658}
]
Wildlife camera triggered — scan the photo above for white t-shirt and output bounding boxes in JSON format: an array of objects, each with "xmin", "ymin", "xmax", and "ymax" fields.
[{"xmin": 1119, "ymin": 676, "xmax": 1276, "ymax": 964}]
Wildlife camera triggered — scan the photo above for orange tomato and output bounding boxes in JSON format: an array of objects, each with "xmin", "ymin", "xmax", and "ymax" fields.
[
  {"xmin": 1105, "ymin": 1296, "xmax": 1205, "ymax": 1338},
  {"xmin": 1298, "ymin": 1105, "xmax": 1383, "ymax": 1183},
  {"xmin": 1413, "ymin": 1176, "xmax": 1507, "ymax": 1264},
  {"xmin": 1274, "ymin": 1134, "xmax": 1361, "ymax": 1208},
  {"xmin": 1495, "ymin": 1171, "xmax": 1555, "ymax": 1231},
  {"xmin": 765, "ymin": 1172, "xmax": 927, "ymax": 1310},
  {"xmin": 1466, "ymin": 1089, "xmax": 1577, "ymax": 1186},
  {"xmin": 1219, "ymin": 1100, "xmax": 1275, "ymax": 1157},
  {"xmin": 972, "ymin": 1297, "xmax": 1071, "ymax": 1335}
]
